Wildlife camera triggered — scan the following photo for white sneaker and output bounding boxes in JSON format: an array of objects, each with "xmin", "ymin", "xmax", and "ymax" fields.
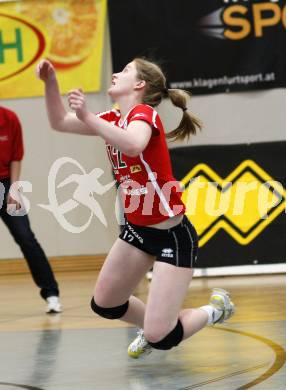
[
  {"xmin": 209, "ymin": 288, "xmax": 235, "ymax": 324},
  {"xmin": 146, "ymin": 271, "xmax": 153, "ymax": 281},
  {"xmin": 128, "ymin": 329, "xmax": 153, "ymax": 359},
  {"xmin": 46, "ymin": 296, "xmax": 62, "ymax": 314}
]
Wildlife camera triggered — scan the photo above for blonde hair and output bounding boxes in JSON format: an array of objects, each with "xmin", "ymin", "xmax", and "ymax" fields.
[{"xmin": 134, "ymin": 58, "xmax": 202, "ymax": 141}]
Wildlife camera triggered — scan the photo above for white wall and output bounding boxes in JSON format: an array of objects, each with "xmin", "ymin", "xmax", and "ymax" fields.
[
  {"xmin": 160, "ymin": 88, "xmax": 286, "ymax": 147},
  {"xmin": 1, "ymin": 22, "xmax": 286, "ymax": 260}
]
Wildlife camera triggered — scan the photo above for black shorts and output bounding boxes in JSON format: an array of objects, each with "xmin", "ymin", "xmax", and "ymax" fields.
[{"xmin": 119, "ymin": 215, "xmax": 198, "ymax": 268}]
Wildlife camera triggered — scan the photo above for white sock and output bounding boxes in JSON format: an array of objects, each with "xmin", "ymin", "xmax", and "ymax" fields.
[{"xmin": 200, "ymin": 305, "xmax": 222, "ymax": 325}]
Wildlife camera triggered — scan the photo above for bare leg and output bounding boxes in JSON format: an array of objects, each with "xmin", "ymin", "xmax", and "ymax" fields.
[
  {"xmin": 144, "ymin": 262, "xmax": 208, "ymax": 343},
  {"xmin": 121, "ymin": 296, "xmax": 146, "ymax": 328},
  {"xmin": 179, "ymin": 308, "xmax": 208, "ymax": 339},
  {"xmin": 93, "ymin": 238, "xmax": 154, "ymax": 327}
]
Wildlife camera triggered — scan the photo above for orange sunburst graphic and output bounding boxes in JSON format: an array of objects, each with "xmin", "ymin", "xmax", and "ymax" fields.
[{"xmin": 12, "ymin": 0, "xmax": 99, "ymax": 68}]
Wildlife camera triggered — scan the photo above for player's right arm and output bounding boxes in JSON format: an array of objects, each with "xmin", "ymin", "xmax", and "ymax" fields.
[{"xmin": 36, "ymin": 59, "xmax": 94, "ymax": 135}]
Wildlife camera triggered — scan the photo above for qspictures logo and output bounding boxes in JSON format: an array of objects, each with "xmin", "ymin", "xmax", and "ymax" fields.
[
  {"xmin": 199, "ymin": 0, "xmax": 286, "ymax": 40},
  {"xmin": 39, "ymin": 157, "xmax": 115, "ymax": 233},
  {"xmin": 2, "ymin": 157, "xmax": 286, "ymax": 240}
]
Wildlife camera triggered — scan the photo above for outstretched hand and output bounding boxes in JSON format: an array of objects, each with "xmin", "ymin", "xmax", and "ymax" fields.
[
  {"xmin": 36, "ymin": 59, "xmax": 56, "ymax": 82},
  {"xmin": 68, "ymin": 89, "xmax": 88, "ymax": 121}
]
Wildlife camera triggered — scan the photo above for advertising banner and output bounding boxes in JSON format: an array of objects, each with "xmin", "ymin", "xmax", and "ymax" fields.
[
  {"xmin": 170, "ymin": 142, "xmax": 286, "ymax": 267},
  {"xmin": 0, "ymin": 0, "xmax": 106, "ymax": 98},
  {"xmin": 108, "ymin": 0, "xmax": 286, "ymax": 94}
]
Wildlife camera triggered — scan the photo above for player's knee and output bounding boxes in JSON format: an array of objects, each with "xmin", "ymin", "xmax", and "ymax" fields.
[
  {"xmin": 145, "ymin": 319, "xmax": 184, "ymax": 350},
  {"xmin": 94, "ymin": 277, "xmax": 113, "ymax": 298},
  {"xmin": 90, "ymin": 297, "xmax": 129, "ymax": 320},
  {"xmin": 144, "ymin": 319, "xmax": 175, "ymax": 342}
]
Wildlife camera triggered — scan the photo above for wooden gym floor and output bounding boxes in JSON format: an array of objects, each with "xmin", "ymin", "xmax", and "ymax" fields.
[{"xmin": 0, "ymin": 270, "xmax": 286, "ymax": 389}]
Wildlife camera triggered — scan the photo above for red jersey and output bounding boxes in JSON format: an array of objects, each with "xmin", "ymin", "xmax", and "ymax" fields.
[
  {"xmin": 97, "ymin": 104, "xmax": 185, "ymax": 226},
  {"xmin": 0, "ymin": 107, "xmax": 24, "ymax": 179}
]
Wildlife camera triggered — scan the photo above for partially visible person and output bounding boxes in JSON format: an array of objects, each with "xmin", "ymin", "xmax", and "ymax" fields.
[{"xmin": 0, "ymin": 106, "xmax": 61, "ymax": 313}]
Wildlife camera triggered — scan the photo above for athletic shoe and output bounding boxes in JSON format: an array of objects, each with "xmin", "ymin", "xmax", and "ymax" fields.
[
  {"xmin": 145, "ymin": 271, "xmax": 153, "ymax": 281},
  {"xmin": 128, "ymin": 329, "xmax": 153, "ymax": 358},
  {"xmin": 209, "ymin": 288, "xmax": 235, "ymax": 324},
  {"xmin": 46, "ymin": 296, "xmax": 62, "ymax": 314}
]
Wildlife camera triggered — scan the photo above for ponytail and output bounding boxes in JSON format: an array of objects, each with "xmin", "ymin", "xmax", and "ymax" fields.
[
  {"xmin": 166, "ymin": 89, "xmax": 202, "ymax": 142},
  {"xmin": 133, "ymin": 58, "xmax": 201, "ymax": 141}
]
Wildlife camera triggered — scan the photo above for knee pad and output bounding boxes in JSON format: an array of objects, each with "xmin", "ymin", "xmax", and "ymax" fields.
[
  {"xmin": 90, "ymin": 297, "xmax": 129, "ymax": 319},
  {"xmin": 147, "ymin": 319, "xmax": 184, "ymax": 350}
]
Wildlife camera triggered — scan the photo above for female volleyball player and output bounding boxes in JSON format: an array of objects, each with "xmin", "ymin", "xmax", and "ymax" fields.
[{"xmin": 37, "ymin": 58, "xmax": 235, "ymax": 358}]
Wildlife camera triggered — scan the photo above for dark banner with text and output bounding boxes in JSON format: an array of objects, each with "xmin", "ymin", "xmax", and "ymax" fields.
[
  {"xmin": 108, "ymin": 0, "xmax": 286, "ymax": 94},
  {"xmin": 170, "ymin": 141, "xmax": 286, "ymax": 267}
]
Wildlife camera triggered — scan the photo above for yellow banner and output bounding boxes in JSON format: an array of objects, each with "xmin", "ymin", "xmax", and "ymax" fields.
[
  {"xmin": 0, "ymin": 0, "xmax": 106, "ymax": 99},
  {"xmin": 181, "ymin": 160, "xmax": 286, "ymax": 247}
]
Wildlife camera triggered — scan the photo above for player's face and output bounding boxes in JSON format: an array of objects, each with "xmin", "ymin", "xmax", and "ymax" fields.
[{"xmin": 108, "ymin": 61, "xmax": 140, "ymax": 98}]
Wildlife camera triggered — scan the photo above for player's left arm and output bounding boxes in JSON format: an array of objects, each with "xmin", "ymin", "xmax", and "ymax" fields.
[
  {"xmin": 68, "ymin": 89, "xmax": 152, "ymax": 156},
  {"xmin": 85, "ymin": 114, "xmax": 152, "ymax": 157}
]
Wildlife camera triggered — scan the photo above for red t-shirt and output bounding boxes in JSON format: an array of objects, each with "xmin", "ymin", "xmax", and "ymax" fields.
[
  {"xmin": 97, "ymin": 104, "xmax": 185, "ymax": 226},
  {"xmin": 0, "ymin": 107, "xmax": 24, "ymax": 179}
]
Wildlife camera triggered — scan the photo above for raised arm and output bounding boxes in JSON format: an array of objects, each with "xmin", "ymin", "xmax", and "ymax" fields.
[
  {"xmin": 36, "ymin": 59, "xmax": 93, "ymax": 135},
  {"xmin": 68, "ymin": 89, "xmax": 152, "ymax": 157}
]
